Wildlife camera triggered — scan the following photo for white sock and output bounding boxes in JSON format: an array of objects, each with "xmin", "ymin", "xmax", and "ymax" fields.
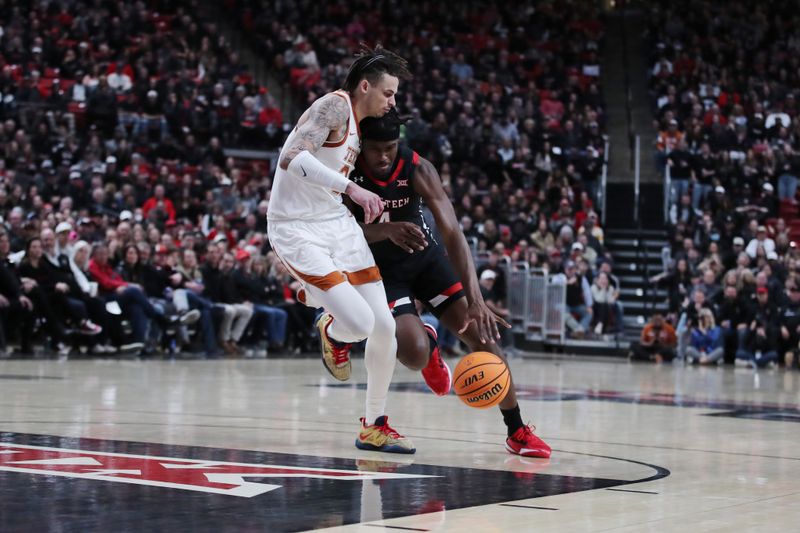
[{"xmin": 356, "ymin": 281, "xmax": 397, "ymax": 423}]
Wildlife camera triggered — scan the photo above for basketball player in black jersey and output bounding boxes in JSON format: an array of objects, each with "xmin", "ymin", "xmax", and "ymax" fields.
[{"xmin": 347, "ymin": 109, "xmax": 551, "ymax": 458}]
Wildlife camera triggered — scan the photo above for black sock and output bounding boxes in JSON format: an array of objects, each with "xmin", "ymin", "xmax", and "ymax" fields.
[
  {"xmin": 425, "ymin": 328, "xmax": 437, "ymax": 359},
  {"xmin": 500, "ymin": 404, "xmax": 524, "ymax": 437}
]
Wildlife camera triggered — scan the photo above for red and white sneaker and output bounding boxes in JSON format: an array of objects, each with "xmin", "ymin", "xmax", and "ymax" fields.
[
  {"xmin": 420, "ymin": 323, "xmax": 452, "ymax": 396},
  {"xmin": 317, "ymin": 312, "xmax": 352, "ymax": 381},
  {"xmin": 505, "ymin": 425, "xmax": 551, "ymax": 458},
  {"xmin": 78, "ymin": 319, "xmax": 102, "ymax": 336}
]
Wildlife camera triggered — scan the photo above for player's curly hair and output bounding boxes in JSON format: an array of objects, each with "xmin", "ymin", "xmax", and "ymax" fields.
[
  {"xmin": 360, "ymin": 107, "xmax": 407, "ymax": 141},
  {"xmin": 343, "ymin": 43, "xmax": 412, "ymax": 92}
]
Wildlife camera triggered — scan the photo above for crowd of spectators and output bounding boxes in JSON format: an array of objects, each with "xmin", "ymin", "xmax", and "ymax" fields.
[
  {"xmin": 0, "ymin": 0, "xmax": 316, "ymax": 357},
  {"xmin": 0, "ymin": 0, "xmax": 616, "ymax": 356},
  {"xmin": 229, "ymin": 0, "xmax": 618, "ymax": 336},
  {"xmin": 644, "ymin": 0, "xmax": 800, "ymax": 368}
]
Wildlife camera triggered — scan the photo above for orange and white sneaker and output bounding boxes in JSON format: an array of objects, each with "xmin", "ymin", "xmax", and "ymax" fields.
[
  {"xmin": 317, "ymin": 312, "xmax": 352, "ymax": 381},
  {"xmin": 355, "ymin": 416, "xmax": 416, "ymax": 454},
  {"xmin": 420, "ymin": 323, "xmax": 452, "ymax": 396},
  {"xmin": 505, "ymin": 425, "xmax": 551, "ymax": 458}
]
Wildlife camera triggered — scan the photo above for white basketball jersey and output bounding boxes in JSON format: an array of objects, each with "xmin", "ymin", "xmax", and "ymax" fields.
[{"xmin": 268, "ymin": 90, "xmax": 361, "ymax": 221}]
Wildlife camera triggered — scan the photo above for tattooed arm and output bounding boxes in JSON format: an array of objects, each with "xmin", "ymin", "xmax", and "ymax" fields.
[
  {"xmin": 278, "ymin": 93, "xmax": 385, "ymax": 222},
  {"xmin": 279, "ymin": 93, "xmax": 350, "ymax": 170}
]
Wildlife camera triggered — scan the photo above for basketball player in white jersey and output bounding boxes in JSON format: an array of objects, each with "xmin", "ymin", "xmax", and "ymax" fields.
[{"xmin": 268, "ymin": 45, "xmax": 415, "ymax": 453}]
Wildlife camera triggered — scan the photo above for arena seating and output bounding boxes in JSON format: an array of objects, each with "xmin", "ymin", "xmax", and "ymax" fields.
[
  {"xmin": 0, "ymin": 0, "xmax": 634, "ymax": 357},
  {"xmin": 645, "ymin": 0, "xmax": 800, "ymax": 367}
]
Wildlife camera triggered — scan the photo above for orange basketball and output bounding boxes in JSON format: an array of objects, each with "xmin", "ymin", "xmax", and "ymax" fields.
[{"xmin": 452, "ymin": 351, "xmax": 510, "ymax": 409}]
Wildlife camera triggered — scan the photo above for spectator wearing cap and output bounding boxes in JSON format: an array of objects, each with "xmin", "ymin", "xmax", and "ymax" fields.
[
  {"xmin": 563, "ymin": 260, "xmax": 593, "ymax": 337},
  {"xmin": 550, "ymin": 199, "xmax": 575, "ymax": 235},
  {"xmin": 725, "ymin": 236, "xmax": 746, "ymax": 270},
  {"xmin": 55, "ymin": 221, "xmax": 74, "ymax": 257},
  {"xmin": 737, "ymin": 286, "xmax": 780, "ymax": 368},
  {"xmin": 758, "ymin": 182, "xmax": 778, "ymax": 219},
  {"xmin": 745, "ymin": 225, "xmax": 775, "ymax": 259},
  {"xmin": 478, "ymin": 269, "xmax": 512, "ymax": 346},
  {"xmin": 134, "ymin": 89, "xmax": 168, "ymax": 142}
]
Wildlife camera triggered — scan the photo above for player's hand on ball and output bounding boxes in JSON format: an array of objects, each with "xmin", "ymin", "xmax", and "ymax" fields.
[
  {"xmin": 383, "ymin": 222, "xmax": 427, "ymax": 253},
  {"xmin": 346, "ymin": 183, "xmax": 384, "ymax": 223},
  {"xmin": 459, "ymin": 300, "xmax": 511, "ymax": 344}
]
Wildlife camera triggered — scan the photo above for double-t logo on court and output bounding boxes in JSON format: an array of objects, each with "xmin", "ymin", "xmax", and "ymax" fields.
[{"xmin": 0, "ymin": 442, "xmax": 432, "ymax": 497}]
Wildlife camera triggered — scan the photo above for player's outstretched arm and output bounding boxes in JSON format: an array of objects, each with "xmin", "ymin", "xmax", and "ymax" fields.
[
  {"xmin": 413, "ymin": 157, "xmax": 510, "ymax": 344},
  {"xmin": 278, "ymin": 93, "xmax": 352, "ymax": 192}
]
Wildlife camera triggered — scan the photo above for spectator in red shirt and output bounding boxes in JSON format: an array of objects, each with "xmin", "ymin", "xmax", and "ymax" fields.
[
  {"xmin": 88, "ymin": 243, "xmax": 175, "ymax": 348},
  {"xmin": 142, "ymin": 184, "xmax": 176, "ymax": 223}
]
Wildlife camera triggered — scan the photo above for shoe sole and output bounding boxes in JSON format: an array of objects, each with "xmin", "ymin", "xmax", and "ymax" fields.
[
  {"xmin": 180, "ymin": 310, "xmax": 201, "ymax": 325},
  {"xmin": 317, "ymin": 313, "xmax": 351, "ymax": 381},
  {"xmin": 354, "ymin": 439, "xmax": 416, "ymax": 454},
  {"xmin": 505, "ymin": 441, "xmax": 551, "ymax": 459}
]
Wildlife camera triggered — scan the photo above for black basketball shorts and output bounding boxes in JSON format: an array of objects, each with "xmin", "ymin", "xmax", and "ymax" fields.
[{"xmin": 377, "ymin": 244, "xmax": 465, "ymax": 318}]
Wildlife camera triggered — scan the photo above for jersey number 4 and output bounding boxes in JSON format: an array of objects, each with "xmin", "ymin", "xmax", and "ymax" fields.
[{"xmin": 378, "ymin": 211, "xmax": 391, "ymax": 223}]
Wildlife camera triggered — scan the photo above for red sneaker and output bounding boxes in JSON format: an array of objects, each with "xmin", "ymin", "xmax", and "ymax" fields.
[
  {"xmin": 505, "ymin": 425, "xmax": 551, "ymax": 458},
  {"xmin": 420, "ymin": 323, "xmax": 452, "ymax": 396}
]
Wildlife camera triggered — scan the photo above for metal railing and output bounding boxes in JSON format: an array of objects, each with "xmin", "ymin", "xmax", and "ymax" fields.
[
  {"xmin": 506, "ymin": 268, "xmax": 566, "ymax": 344},
  {"xmin": 600, "ymin": 139, "xmax": 610, "ymax": 226},
  {"xmin": 469, "ymin": 249, "xmax": 567, "ymax": 345},
  {"xmin": 633, "ymin": 134, "xmax": 641, "ymax": 224},
  {"xmin": 663, "ymin": 161, "xmax": 672, "ymax": 224}
]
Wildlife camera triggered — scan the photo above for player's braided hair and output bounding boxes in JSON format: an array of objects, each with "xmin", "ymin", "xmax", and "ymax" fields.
[{"xmin": 343, "ymin": 43, "xmax": 411, "ymax": 92}]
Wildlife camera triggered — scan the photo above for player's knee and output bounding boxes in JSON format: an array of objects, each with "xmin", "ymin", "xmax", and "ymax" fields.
[
  {"xmin": 347, "ymin": 309, "xmax": 375, "ymax": 340},
  {"xmin": 398, "ymin": 336, "xmax": 429, "ymax": 370},
  {"xmin": 369, "ymin": 307, "xmax": 395, "ymax": 338}
]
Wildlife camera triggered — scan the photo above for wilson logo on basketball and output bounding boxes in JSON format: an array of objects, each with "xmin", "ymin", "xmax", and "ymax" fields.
[{"xmin": 467, "ymin": 382, "xmax": 504, "ymax": 404}]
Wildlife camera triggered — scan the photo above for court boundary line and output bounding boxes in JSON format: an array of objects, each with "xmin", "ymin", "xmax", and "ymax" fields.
[
  {"xmin": 2, "ymin": 408, "xmax": 799, "ymax": 462},
  {"xmin": 606, "ymin": 488, "xmax": 658, "ymax": 494},
  {"xmin": 499, "ymin": 503, "xmax": 559, "ymax": 510}
]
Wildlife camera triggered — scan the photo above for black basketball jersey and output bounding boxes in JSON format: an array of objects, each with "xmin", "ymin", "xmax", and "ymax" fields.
[{"xmin": 350, "ymin": 146, "xmax": 436, "ymax": 264}]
